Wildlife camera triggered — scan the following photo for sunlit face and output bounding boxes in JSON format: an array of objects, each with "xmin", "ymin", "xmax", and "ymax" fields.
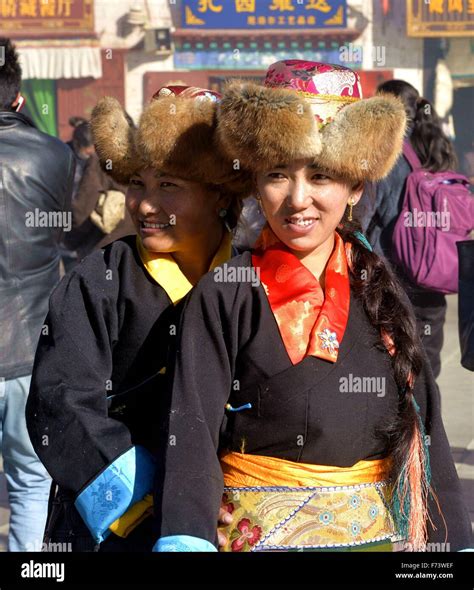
[
  {"xmin": 126, "ymin": 167, "xmax": 224, "ymax": 254},
  {"xmin": 255, "ymin": 159, "xmax": 362, "ymax": 256}
]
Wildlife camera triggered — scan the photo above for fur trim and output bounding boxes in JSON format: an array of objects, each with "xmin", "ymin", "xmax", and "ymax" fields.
[
  {"xmin": 91, "ymin": 94, "xmax": 253, "ymax": 199},
  {"xmin": 90, "ymin": 97, "xmax": 140, "ymax": 184},
  {"xmin": 217, "ymin": 84, "xmax": 407, "ymax": 182},
  {"xmin": 216, "ymin": 81, "xmax": 322, "ymax": 172},
  {"xmin": 315, "ymin": 93, "xmax": 407, "ymax": 182},
  {"xmin": 136, "ymin": 95, "xmax": 234, "ymax": 185}
]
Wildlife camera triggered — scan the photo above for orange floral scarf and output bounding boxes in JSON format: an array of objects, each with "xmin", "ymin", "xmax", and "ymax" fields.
[{"xmin": 251, "ymin": 226, "xmax": 351, "ymax": 365}]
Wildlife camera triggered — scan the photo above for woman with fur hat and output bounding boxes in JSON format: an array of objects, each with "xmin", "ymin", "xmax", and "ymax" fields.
[
  {"xmin": 26, "ymin": 86, "xmax": 248, "ymax": 551},
  {"xmin": 153, "ymin": 61, "xmax": 472, "ymax": 552}
]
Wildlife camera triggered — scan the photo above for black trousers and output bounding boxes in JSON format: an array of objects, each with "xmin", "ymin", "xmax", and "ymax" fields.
[{"xmin": 409, "ymin": 290, "xmax": 447, "ymax": 379}]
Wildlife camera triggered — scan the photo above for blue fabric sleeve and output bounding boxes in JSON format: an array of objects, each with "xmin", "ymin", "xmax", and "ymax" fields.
[
  {"xmin": 153, "ymin": 535, "xmax": 217, "ymax": 552},
  {"xmin": 74, "ymin": 445, "xmax": 155, "ymax": 543}
]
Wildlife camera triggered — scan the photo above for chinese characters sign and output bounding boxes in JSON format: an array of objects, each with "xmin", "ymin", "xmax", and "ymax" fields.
[
  {"xmin": 182, "ymin": 0, "xmax": 346, "ymax": 29},
  {"xmin": 0, "ymin": 0, "xmax": 94, "ymax": 37},
  {"xmin": 407, "ymin": 0, "xmax": 474, "ymax": 37}
]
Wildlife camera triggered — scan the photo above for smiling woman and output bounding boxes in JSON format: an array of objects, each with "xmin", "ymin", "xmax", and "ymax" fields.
[
  {"xmin": 152, "ymin": 61, "xmax": 472, "ymax": 553},
  {"xmin": 126, "ymin": 168, "xmax": 230, "ymax": 285},
  {"xmin": 25, "ymin": 85, "xmax": 250, "ymax": 552},
  {"xmin": 255, "ymin": 160, "xmax": 363, "ymax": 281}
]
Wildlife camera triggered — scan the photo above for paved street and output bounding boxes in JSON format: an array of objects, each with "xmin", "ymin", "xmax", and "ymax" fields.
[
  {"xmin": 0, "ymin": 294, "xmax": 472, "ymax": 551},
  {"xmin": 436, "ymin": 294, "xmax": 474, "ymax": 538}
]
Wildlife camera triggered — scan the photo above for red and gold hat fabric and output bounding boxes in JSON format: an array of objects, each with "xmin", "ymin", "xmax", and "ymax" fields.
[{"xmin": 265, "ymin": 60, "xmax": 362, "ymax": 128}]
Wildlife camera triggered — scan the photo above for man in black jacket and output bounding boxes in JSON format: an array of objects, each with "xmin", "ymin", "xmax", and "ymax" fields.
[{"xmin": 0, "ymin": 38, "xmax": 75, "ymax": 551}]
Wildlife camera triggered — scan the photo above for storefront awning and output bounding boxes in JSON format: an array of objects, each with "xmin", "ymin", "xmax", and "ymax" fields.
[{"xmin": 16, "ymin": 42, "xmax": 102, "ymax": 80}]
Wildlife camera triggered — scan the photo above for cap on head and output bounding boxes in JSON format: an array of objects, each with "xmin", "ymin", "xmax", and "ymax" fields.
[
  {"xmin": 216, "ymin": 60, "xmax": 407, "ymax": 182},
  {"xmin": 91, "ymin": 85, "xmax": 250, "ymax": 194}
]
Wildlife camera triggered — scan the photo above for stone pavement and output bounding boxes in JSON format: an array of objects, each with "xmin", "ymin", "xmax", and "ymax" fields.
[{"xmin": 0, "ymin": 294, "xmax": 472, "ymax": 551}]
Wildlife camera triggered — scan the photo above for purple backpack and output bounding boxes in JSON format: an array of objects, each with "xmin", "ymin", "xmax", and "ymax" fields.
[{"xmin": 392, "ymin": 141, "xmax": 474, "ymax": 294}]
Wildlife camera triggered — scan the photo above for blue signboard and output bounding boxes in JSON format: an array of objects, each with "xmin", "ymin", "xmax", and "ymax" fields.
[{"xmin": 182, "ymin": 0, "xmax": 347, "ymax": 29}]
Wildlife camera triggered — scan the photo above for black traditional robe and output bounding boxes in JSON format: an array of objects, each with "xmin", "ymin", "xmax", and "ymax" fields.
[
  {"xmin": 154, "ymin": 251, "xmax": 472, "ymax": 551},
  {"xmin": 26, "ymin": 235, "xmax": 179, "ymax": 550}
]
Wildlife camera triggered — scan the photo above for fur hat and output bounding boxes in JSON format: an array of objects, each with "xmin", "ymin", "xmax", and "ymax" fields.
[
  {"xmin": 216, "ymin": 60, "xmax": 407, "ymax": 183},
  {"xmin": 91, "ymin": 86, "xmax": 250, "ymax": 194}
]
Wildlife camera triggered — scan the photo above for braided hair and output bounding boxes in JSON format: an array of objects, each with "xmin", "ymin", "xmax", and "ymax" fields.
[{"xmin": 338, "ymin": 213, "xmax": 432, "ymax": 548}]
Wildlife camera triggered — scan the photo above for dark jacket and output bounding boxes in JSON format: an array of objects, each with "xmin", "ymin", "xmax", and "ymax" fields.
[
  {"xmin": 64, "ymin": 153, "xmax": 135, "ymax": 259},
  {"xmin": 27, "ymin": 236, "xmax": 178, "ymax": 493},
  {"xmin": 360, "ymin": 153, "xmax": 411, "ymax": 261},
  {"xmin": 0, "ymin": 111, "xmax": 75, "ymax": 379},
  {"xmin": 26, "ymin": 236, "xmax": 181, "ymax": 551}
]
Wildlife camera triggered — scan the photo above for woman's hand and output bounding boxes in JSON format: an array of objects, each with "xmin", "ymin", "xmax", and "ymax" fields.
[{"xmin": 217, "ymin": 507, "xmax": 233, "ymax": 548}]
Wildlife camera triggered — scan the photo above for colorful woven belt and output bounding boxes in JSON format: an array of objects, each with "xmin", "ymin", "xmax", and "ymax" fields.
[
  {"xmin": 220, "ymin": 482, "xmax": 402, "ymax": 552},
  {"xmin": 219, "ymin": 451, "xmax": 403, "ymax": 552}
]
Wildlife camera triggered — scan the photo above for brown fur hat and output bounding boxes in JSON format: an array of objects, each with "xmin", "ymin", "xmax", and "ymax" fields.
[
  {"xmin": 136, "ymin": 93, "xmax": 231, "ymax": 184},
  {"xmin": 91, "ymin": 88, "xmax": 251, "ymax": 195},
  {"xmin": 216, "ymin": 82, "xmax": 321, "ymax": 173},
  {"xmin": 216, "ymin": 63, "xmax": 407, "ymax": 183},
  {"xmin": 91, "ymin": 97, "xmax": 141, "ymax": 185},
  {"xmin": 315, "ymin": 93, "xmax": 407, "ymax": 182}
]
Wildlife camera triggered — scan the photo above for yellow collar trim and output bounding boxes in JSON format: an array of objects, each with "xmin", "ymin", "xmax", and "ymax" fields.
[{"xmin": 136, "ymin": 231, "xmax": 232, "ymax": 304}]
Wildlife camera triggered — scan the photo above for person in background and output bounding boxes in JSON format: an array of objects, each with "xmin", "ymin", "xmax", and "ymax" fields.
[
  {"xmin": 63, "ymin": 111, "xmax": 138, "ymax": 264},
  {"xmin": 360, "ymin": 80, "xmax": 458, "ymax": 379},
  {"xmin": 60, "ymin": 117, "xmax": 95, "ymax": 272},
  {"xmin": 0, "ymin": 37, "xmax": 75, "ymax": 551},
  {"xmin": 66, "ymin": 116, "xmax": 95, "ymax": 197},
  {"xmin": 63, "ymin": 150, "xmax": 136, "ymax": 263}
]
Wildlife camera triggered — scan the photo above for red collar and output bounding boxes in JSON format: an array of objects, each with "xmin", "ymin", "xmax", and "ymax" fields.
[{"xmin": 252, "ymin": 227, "xmax": 351, "ymax": 365}]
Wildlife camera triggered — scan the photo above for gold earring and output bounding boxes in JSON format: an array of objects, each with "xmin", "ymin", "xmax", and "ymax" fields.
[{"xmin": 348, "ymin": 199, "xmax": 354, "ymax": 222}]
